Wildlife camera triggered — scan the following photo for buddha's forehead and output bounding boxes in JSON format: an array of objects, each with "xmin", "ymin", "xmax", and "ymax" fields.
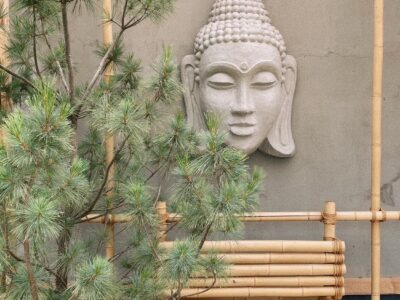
[{"xmin": 199, "ymin": 43, "xmax": 282, "ymax": 71}]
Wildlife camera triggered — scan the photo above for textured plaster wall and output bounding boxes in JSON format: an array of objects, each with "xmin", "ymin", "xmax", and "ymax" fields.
[{"xmin": 69, "ymin": 1, "xmax": 400, "ymax": 277}]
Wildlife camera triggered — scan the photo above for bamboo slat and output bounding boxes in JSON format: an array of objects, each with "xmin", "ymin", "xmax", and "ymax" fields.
[
  {"xmin": 82, "ymin": 211, "xmax": 400, "ymax": 224},
  {"xmin": 188, "ymin": 276, "xmax": 344, "ymax": 288},
  {"xmin": 206, "ymin": 253, "xmax": 344, "ymax": 265},
  {"xmin": 160, "ymin": 241, "xmax": 346, "ymax": 254},
  {"xmin": 371, "ymin": 1, "xmax": 384, "ymax": 299},
  {"xmin": 191, "ymin": 264, "xmax": 346, "ymax": 278},
  {"xmin": 177, "ymin": 287, "xmax": 345, "ymax": 298}
]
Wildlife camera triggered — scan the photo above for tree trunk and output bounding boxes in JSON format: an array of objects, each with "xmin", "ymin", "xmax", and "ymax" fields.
[{"xmin": 55, "ymin": 228, "xmax": 71, "ymax": 291}]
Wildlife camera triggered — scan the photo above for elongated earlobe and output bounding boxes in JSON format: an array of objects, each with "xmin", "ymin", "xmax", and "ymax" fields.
[
  {"xmin": 181, "ymin": 55, "xmax": 205, "ymax": 131},
  {"xmin": 260, "ymin": 55, "xmax": 297, "ymax": 157}
]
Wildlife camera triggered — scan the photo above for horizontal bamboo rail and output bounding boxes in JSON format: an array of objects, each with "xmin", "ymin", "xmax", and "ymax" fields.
[
  {"xmin": 191, "ymin": 264, "xmax": 346, "ymax": 278},
  {"xmin": 82, "ymin": 211, "xmax": 400, "ymax": 224},
  {"xmin": 160, "ymin": 240, "xmax": 345, "ymax": 254},
  {"xmin": 204, "ymin": 253, "xmax": 345, "ymax": 264},
  {"xmin": 188, "ymin": 276, "xmax": 344, "ymax": 288},
  {"xmin": 176, "ymin": 287, "xmax": 345, "ymax": 298}
]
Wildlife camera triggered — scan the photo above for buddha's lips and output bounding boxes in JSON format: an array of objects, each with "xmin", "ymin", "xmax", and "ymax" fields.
[{"xmin": 229, "ymin": 122, "xmax": 256, "ymax": 136}]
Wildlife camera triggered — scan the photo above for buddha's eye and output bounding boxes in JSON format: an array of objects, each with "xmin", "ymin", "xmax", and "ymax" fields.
[
  {"xmin": 207, "ymin": 73, "xmax": 236, "ymax": 90},
  {"xmin": 251, "ymin": 72, "xmax": 278, "ymax": 89}
]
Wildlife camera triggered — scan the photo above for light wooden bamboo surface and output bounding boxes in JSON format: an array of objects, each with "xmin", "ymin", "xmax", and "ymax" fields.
[
  {"xmin": 82, "ymin": 211, "xmax": 400, "ymax": 224},
  {"xmin": 160, "ymin": 241, "xmax": 345, "ymax": 254},
  {"xmin": 203, "ymin": 253, "xmax": 344, "ymax": 264},
  {"xmin": 188, "ymin": 276, "xmax": 344, "ymax": 288},
  {"xmin": 175, "ymin": 287, "xmax": 345, "ymax": 298}
]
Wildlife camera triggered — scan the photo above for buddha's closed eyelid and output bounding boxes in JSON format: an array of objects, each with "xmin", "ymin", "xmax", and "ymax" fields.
[
  {"xmin": 250, "ymin": 71, "xmax": 278, "ymax": 89},
  {"xmin": 207, "ymin": 73, "xmax": 236, "ymax": 89}
]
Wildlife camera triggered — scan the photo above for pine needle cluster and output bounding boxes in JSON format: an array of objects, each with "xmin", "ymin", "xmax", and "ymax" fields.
[{"xmin": 0, "ymin": 0, "xmax": 264, "ymax": 299}]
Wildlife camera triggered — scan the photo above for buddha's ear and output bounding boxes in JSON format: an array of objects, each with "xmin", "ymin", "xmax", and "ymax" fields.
[
  {"xmin": 181, "ymin": 55, "xmax": 204, "ymax": 131},
  {"xmin": 261, "ymin": 55, "xmax": 297, "ymax": 157}
]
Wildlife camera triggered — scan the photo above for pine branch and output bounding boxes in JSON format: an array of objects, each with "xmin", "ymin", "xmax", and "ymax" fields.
[
  {"xmin": 39, "ymin": 16, "xmax": 70, "ymax": 93},
  {"xmin": 32, "ymin": 6, "xmax": 42, "ymax": 80},
  {"xmin": 61, "ymin": 1, "xmax": 75, "ymax": 104},
  {"xmin": 75, "ymin": 133, "xmax": 130, "ymax": 220},
  {"xmin": 7, "ymin": 249, "xmax": 64, "ymax": 284},
  {"xmin": 0, "ymin": 63, "xmax": 37, "ymax": 90},
  {"xmin": 81, "ymin": 30, "xmax": 124, "ymax": 101},
  {"xmin": 175, "ymin": 272, "xmax": 217, "ymax": 299}
]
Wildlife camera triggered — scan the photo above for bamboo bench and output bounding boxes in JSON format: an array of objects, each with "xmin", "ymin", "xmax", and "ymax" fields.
[{"xmin": 160, "ymin": 202, "xmax": 346, "ymax": 299}]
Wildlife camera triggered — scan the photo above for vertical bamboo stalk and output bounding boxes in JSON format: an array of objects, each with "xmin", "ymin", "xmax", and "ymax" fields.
[
  {"xmin": 323, "ymin": 201, "xmax": 336, "ymax": 241},
  {"xmin": 322, "ymin": 202, "xmax": 338, "ymax": 300},
  {"xmin": 103, "ymin": 0, "xmax": 115, "ymax": 261},
  {"xmin": 157, "ymin": 202, "xmax": 168, "ymax": 242},
  {"xmin": 0, "ymin": 0, "xmax": 11, "ymax": 145},
  {"xmin": 371, "ymin": 1, "xmax": 384, "ymax": 299}
]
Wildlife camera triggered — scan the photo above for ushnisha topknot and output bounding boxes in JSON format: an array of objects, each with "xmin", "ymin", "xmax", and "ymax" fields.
[{"xmin": 193, "ymin": 0, "xmax": 288, "ymax": 81}]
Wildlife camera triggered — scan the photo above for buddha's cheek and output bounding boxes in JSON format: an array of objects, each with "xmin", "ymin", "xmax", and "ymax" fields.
[
  {"xmin": 253, "ymin": 87, "xmax": 283, "ymax": 137},
  {"xmin": 199, "ymin": 88, "xmax": 236, "ymax": 129}
]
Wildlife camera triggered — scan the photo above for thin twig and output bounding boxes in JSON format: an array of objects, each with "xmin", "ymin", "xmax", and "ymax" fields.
[
  {"xmin": 180, "ymin": 272, "xmax": 217, "ymax": 299},
  {"xmin": 32, "ymin": 6, "xmax": 42, "ymax": 80},
  {"xmin": 0, "ymin": 63, "xmax": 37, "ymax": 90},
  {"xmin": 61, "ymin": 0, "xmax": 75, "ymax": 104},
  {"xmin": 75, "ymin": 133, "xmax": 131, "ymax": 220},
  {"xmin": 39, "ymin": 15, "xmax": 70, "ymax": 93}
]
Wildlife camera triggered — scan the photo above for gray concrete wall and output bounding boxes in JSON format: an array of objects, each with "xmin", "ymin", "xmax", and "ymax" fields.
[{"xmin": 69, "ymin": 1, "xmax": 400, "ymax": 277}]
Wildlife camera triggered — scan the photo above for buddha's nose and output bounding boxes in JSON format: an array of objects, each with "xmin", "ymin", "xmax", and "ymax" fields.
[{"xmin": 230, "ymin": 85, "xmax": 255, "ymax": 115}]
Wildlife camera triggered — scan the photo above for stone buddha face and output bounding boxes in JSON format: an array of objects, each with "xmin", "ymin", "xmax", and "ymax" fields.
[{"xmin": 182, "ymin": 0, "xmax": 297, "ymax": 157}]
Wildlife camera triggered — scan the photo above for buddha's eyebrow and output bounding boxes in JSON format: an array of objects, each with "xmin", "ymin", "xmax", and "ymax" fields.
[{"xmin": 203, "ymin": 61, "xmax": 281, "ymax": 80}]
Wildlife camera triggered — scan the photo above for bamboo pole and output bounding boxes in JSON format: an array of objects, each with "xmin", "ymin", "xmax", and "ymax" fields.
[
  {"xmin": 191, "ymin": 264, "xmax": 346, "ymax": 278},
  {"xmin": 103, "ymin": 0, "xmax": 115, "ymax": 261},
  {"xmin": 176, "ymin": 287, "xmax": 345, "ymax": 298},
  {"xmin": 204, "ymin": 253, "xmax": 344, "ymax": 265},
  {"xmin": 156, "ymin": 201, "xmax": 168, "ymax": 242},
  {"xmin": 323, "ymin": 202, "xmax": 336, "ymax": 241},
  {"xmin": 82, "ymin": 210, "xmax": 400, "ymax": 224},
  {"xmin": 0, "ymin": 0, "xmax": 11, "ymax": 145},
  {"xmin": 160, "ymin": 240, "xmax": 345, "ymax": 254},
  {"xmin": 371, "ymin": 1, "xmax": 384, "ymax": 299},
  {"xmin": 188, "ymin": 276, "xmax": 344, "ymax": 288}
]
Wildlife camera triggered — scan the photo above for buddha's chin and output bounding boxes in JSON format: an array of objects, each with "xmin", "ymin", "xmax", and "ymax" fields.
[{"xmin": 226, "ymin": 134, "xmax": 262, "ymax": 155}]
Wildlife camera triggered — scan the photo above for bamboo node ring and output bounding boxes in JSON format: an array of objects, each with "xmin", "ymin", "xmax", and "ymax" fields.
[
  {"xmin": 333, "ymin": 240, "xmax": 343, "ymax": 254},
  {"xmin": 322, "ymin": 212, "xmax": 337, "ymax": 225}
]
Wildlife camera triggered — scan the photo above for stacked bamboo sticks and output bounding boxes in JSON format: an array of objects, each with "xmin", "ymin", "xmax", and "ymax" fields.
[{"xmin": 163, "ymin": 238, "xmax": 346, "ymax": 298}]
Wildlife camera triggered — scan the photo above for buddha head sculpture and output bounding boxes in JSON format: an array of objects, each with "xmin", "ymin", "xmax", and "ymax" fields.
[{"xmin": 182, "ymin": 0, "xmax": 297, "ymax": 157}]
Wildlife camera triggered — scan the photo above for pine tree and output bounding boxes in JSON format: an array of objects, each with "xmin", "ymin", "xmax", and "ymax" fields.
[{"xmin": 0, "ymin": 1, "xmax": 264, "ymax": 299}]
